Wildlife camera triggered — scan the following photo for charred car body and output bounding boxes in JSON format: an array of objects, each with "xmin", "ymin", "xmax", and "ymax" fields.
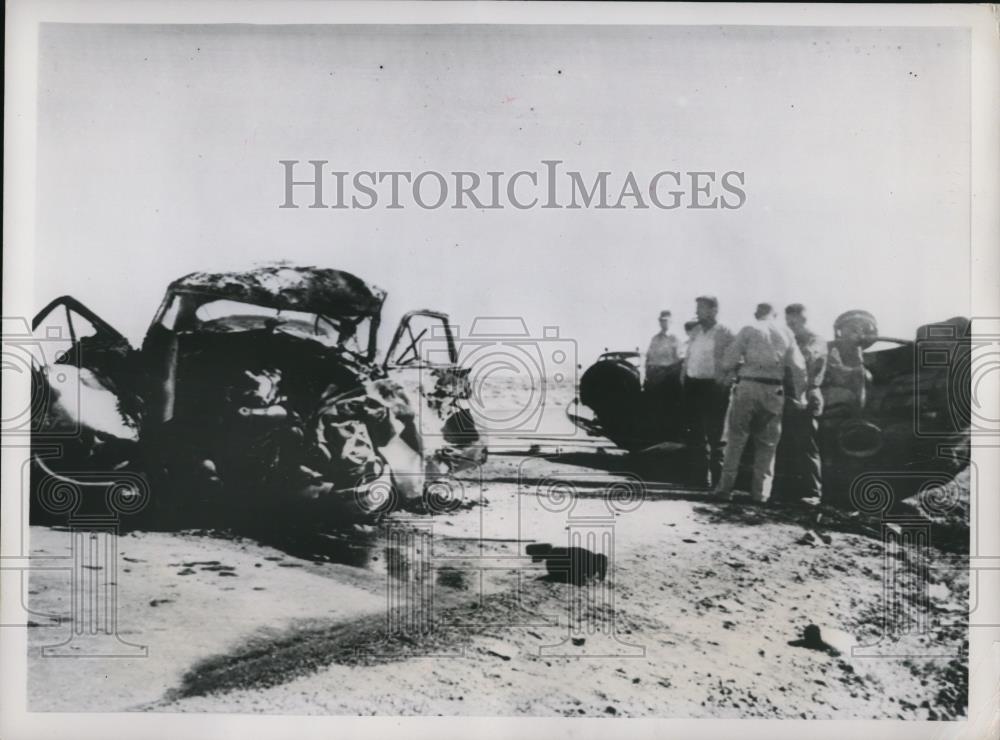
[
  {"xmin": 30, "ymin": 265, "xmax": 486, "ymax": 525},
  {"xmin": 570, "ymin": 313, "xmax": 972, "ymax": 505}
]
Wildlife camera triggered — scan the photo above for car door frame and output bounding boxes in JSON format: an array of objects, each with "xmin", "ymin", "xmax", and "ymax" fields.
[
  {"xmin": 382, "ymin": 309, "xmax": 458, "ymax": 371},
  {"xmin": 31, "ymin": 295, "xmax": 143, "ymax": 486}
]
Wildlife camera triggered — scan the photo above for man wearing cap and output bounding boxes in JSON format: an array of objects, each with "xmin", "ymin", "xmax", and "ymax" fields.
[
  {"xmin": 773, "ymin": 303, "xmax": 827, "ymax": 503},
  {"xmin": 714, "ymin": 303, "xmax": 807, "ymax": 504},
  {"xmin": 683, "ymin": 295, "xmax": 734, "ymax": 487},
  {"xmin": 824, "ymin": 309, "xmax": 877, "ymax": 414},
  {"xmin": 644, "ymin": 310, "xmax": 682, "ymax": 390}
]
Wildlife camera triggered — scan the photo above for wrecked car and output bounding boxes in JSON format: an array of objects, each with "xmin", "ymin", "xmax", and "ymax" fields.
[
  {"xmin": 30, "ymin": 265, "xmax": 486, "ymax": 525},
  {"xmin": 568, "ymin": 313, "xmax": 972, "ymax": 505}
]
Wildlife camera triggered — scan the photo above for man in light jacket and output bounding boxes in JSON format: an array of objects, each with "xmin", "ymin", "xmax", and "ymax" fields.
[{"xmin": 713, "ymin": 303, "xmax": 807, "ymax": 504}]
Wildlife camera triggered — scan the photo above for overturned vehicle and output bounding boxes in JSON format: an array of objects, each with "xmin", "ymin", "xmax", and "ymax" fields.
[
  {"xmin": 569, "ymin": 312, "xmax": 972, "ymax": 506},
  {"xmin": 30, "ymin": 265, "xmax": 486, "ymax": 526}
]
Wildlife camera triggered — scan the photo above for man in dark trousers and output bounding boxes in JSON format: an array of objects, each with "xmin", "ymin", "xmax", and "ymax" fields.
[
  {"xmin": 683, "ymin": 295, "xmax": 734, "ymax": 487},
  {"xmin": 774, "ymin": 303, "xmax": 827, "ymax": 503}
]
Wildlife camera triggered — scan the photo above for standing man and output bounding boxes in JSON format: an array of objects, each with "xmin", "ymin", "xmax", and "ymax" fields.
[
  {"xmin": 713, "ymin": 303, "xmax": 807, "ymax": 504},
  {"xmin": 644, "ymin": 310, "xmax": 682, "ymax": 389},
  {"xmin": 824, "ymin": 310, "xmax": 877, "ymax": 414},
  {"xmin": 683, "ymin": 296, "xmax": 734, "ymax": 487},
  {"xmin": 774, "ymin": 303, "xmax": 827, "ymax": 503}
]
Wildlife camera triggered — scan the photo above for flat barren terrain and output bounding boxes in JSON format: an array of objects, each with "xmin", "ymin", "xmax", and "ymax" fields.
[{"xmin": 26, "ymin": 442, "xmax": 969, "ymax": 719}]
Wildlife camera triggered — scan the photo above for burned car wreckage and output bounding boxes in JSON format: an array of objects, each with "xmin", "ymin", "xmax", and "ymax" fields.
[
  {"xmin": 30, "ymin": 263, "xmax": 971, "ymax": 523},
  {"xmin": 570, "ymin": 312, "xmax": 973, "ymax": 506},
  {"xmin": 30, "ymin": 265, "xmax": 486, "ymax": 525}
]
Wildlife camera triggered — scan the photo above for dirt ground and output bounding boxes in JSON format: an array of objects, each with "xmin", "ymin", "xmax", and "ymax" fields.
[{"xmin": 26, "ymin": 441, "xmax": 969, "ymax": 718}]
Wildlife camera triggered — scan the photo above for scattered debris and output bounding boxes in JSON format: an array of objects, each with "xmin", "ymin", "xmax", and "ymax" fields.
[
  {"xmin": 788, "ymin": 624, "xmax": 854, "ymax": 657},
  {"xmin": 820, "ymin": 628, "xmax": 857, "ymax": 656},
  {"xmin": 480, "ymin": 638, "xmax": 513, "ymax": 661},
  {"xmin": 526, "ymin": 543, "xmax": 608, "ymax": 584},
  {"xmin": 797, "ymin": 530, "xmax": 830, "ymax": 547}
]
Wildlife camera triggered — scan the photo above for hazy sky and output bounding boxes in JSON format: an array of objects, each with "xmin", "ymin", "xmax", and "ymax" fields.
[{"xmin": 36, "ymin": 24, "xmax": 970, "ymax": 362}]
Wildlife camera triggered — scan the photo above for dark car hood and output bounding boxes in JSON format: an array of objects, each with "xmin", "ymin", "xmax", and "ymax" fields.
[{"xmin": 169, "ymin": 264, "xmax": 387, "ymax": 317}]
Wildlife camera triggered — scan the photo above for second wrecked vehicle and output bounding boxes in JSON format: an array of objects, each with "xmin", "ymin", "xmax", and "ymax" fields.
[
  {"xmin": 569, "ymin": 311, "xmax": 972, "ymax": 506},
  {"xmin": 30, "ymin": 264, "xmax": 486, "ymax": 525}
]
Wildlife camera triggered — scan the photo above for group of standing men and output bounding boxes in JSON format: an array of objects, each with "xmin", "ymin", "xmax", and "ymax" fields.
[{"xmin": 644, "ymin": 296, "xmax": 827, "ymax": 504}]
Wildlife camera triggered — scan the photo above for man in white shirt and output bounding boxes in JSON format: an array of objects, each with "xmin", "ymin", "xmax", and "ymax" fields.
[
  {"xmin": 644, "ymin": 310, "xmax": 682, "ymax": 389},
  {"xmin": 683, "ymin": 295, "xmax": 734, "ymax": 487}
]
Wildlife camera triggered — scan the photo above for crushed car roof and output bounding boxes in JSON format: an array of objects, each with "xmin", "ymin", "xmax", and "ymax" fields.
[{"xmin": 168, "ymin": 264, "xmax": 387, "ymax": 316}]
